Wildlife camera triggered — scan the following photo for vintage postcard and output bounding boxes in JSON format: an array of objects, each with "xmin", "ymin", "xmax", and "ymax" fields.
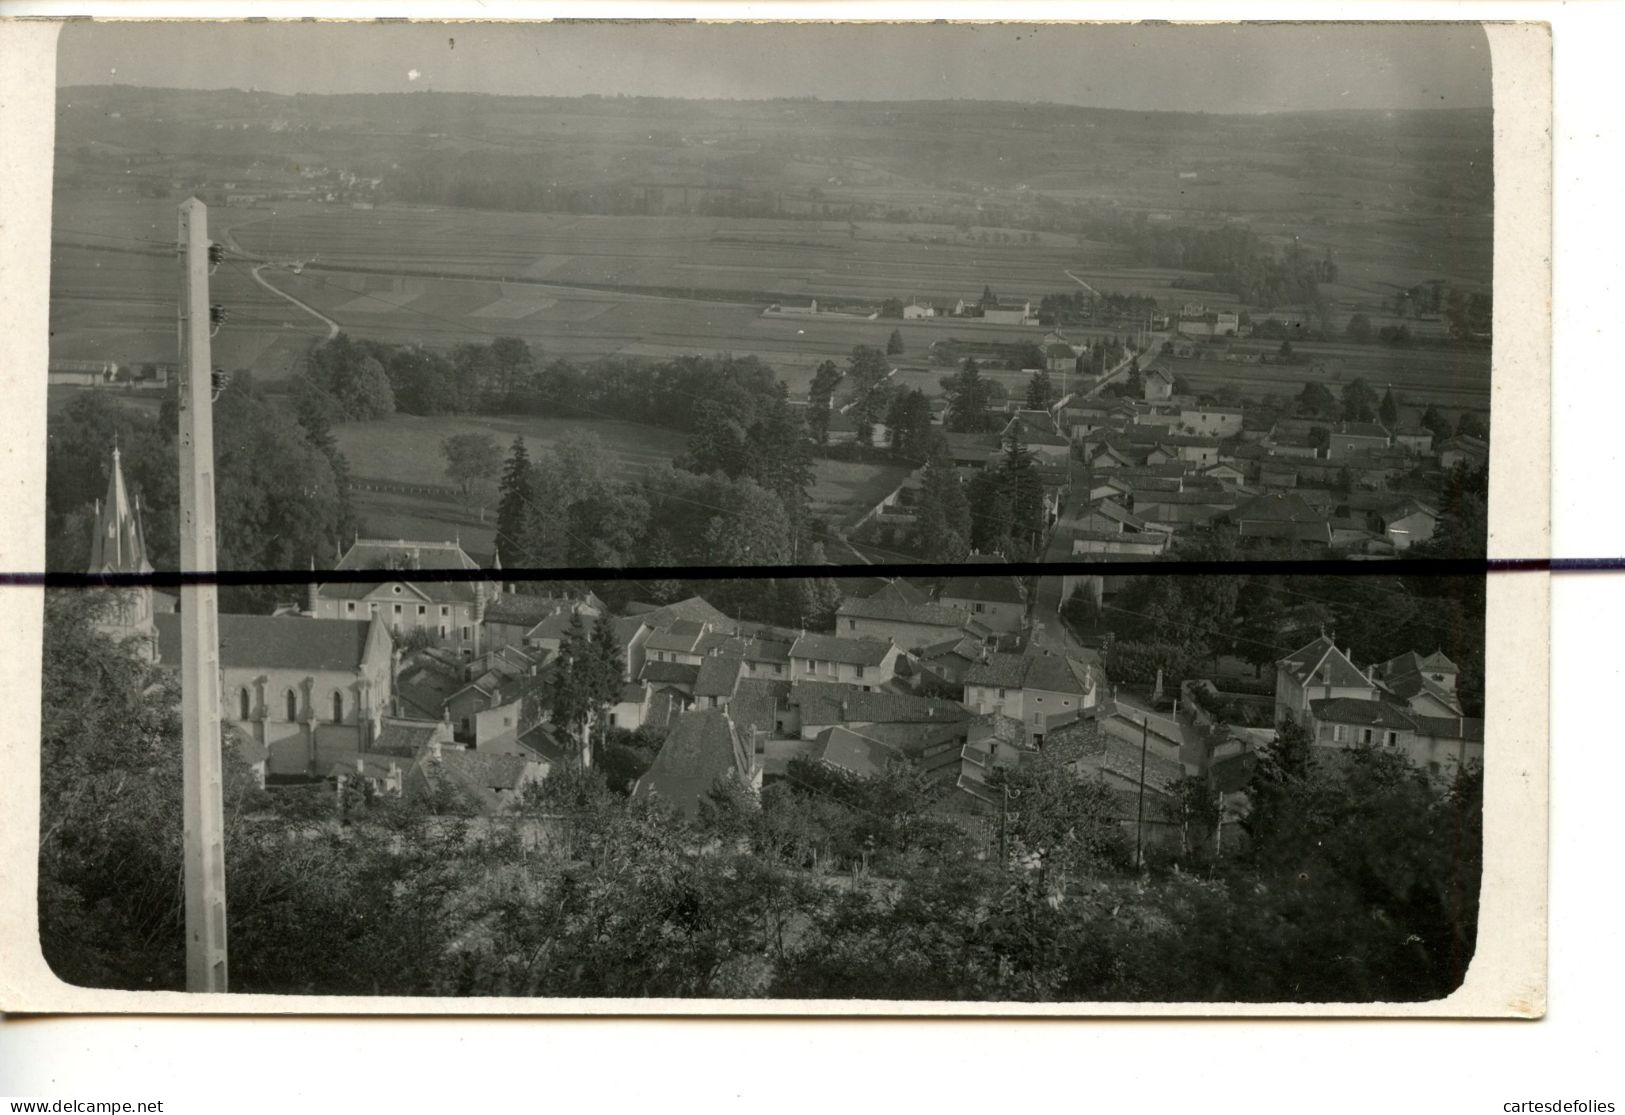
[{"xmin": 0, "ymin": 18, "xmax": 1549, "ymax": 1015}]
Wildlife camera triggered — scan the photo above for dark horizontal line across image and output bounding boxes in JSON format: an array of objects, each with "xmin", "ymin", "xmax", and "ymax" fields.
[{"xmin": 10, "ymin": 555, "xmax": 1588, "ymax": 590}]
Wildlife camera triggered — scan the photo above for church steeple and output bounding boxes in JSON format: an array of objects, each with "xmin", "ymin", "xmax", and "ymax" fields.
[
  {"xmin": 89, "ymin": 445, "xmax": 154, "ymax": 576},
  {"xmin": 88, "ymin": 445, "xmax": 157, "ymax": 658}
]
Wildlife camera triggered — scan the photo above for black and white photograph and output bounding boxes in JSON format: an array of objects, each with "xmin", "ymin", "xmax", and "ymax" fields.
[{"xmin": 3, "ymin": 18, "xmax": 1546, "ymax": 1012}]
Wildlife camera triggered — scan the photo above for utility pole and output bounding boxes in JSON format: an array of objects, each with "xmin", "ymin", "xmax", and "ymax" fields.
[
  {"xmin": 1134, "ymin": 714, "xmax": 1149, "ymax": 871},
  {"xmin": 176, "ymin": 198, "xmax": 229, "ymax": 992}
]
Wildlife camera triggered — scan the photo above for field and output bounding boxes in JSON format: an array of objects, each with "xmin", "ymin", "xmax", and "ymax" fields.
[{"xmin": 48, "ymin": 89, "xmax": 1494, "ymax": 416}]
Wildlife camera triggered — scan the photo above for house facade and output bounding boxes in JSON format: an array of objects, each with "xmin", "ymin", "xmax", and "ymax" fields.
[
  {"xmin": 788, "ymin": 633, "xmax": 900, "ymax": 689},
  {"xmin": 963, "ymin": 651, "xmax": 1099, "ymax": 745},
  {"xmin": 312, "ymin": 538, "xmax": 501, "ymax": 657}
]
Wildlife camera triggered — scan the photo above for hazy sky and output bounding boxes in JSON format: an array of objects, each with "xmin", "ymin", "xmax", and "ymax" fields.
[{"xmin": 57, "ymin": 21, "xmax": 1492, "ymax": 114}]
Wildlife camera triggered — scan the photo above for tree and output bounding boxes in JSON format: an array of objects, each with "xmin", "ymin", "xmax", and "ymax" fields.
[
  {"xmin": 441, "ymin": 432, "xmax": 503, "ymax": 500},
  {"xmin": 987, "ymin": 723, "xmax": 1130, "ymax": 879},
  {"xmin": 1025, "ymin": 369, "xmax": 1054, "ymax": 410},
  {"xmin": 1455, "ymin": 412, "xmax": 1488, "ymax": 441},
  {"xmin": 965, "ymin": 469, "xmax": 1012, "ymax": 557},
  {"xmin": 1420, "ymin": 405, "xmax": 1453, "ymax": 444},
  {"xmin": 886, "ymin": 328, "xmax": 905, "ymax": 356},
  {"xmin": 1277, "ymin": 339, "xmax": 1295, "ymax": 362},
  {"xmin": 807, "ymin": 360, "xmax": 842, "ymax": 445},
  {"xmin": 847, "ymin": 345, "xmax": 890, "ymax": 392},
  {"xmin": 331, "ymin": 354, "xmax": 396, "ymax": 421},
  {"xmin": 212, "ymin": 384, "xmax": 357, "ymax": 608},
  {"xmin": 38, "ymin": 591, "xmax": 263, "ymax": 989},
  {"xmin": 1378, "ymin": 387, "xmax": 1400, "ymax": 429},
  {"xmin": 1340, "ymin": 378, "xmax": 1378, "ymax": 424},
  {"xmin": 1345, "ymin": 312, "xmax": 1374, "ymax": 344},
  {"xmin": 884, "ymin": 388, "xmax": 935, "ymax": 463},
  {"xmin": 941, "ymin": 358, "xmax": 993, "ymax": 433},
  {"xmin": 911, "ymin": 452, "xmax": 971, "ymax": 562},
  {"xmin": 999, "ymin": 431, "xmax": 1046, "ymax": 561},
  {"xmin": 495, "ymin": 437, "xmax": 533, "ymax": 567}
]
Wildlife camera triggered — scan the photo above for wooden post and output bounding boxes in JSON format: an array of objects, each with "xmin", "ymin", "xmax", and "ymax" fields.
[{"xmin": 176, "ymin": 198, "xmax": 228, "ymax": 992}]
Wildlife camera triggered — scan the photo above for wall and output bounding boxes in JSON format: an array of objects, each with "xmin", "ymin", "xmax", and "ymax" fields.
[
  {"xmin": 1273, "ymin": 666, "xmax": 1378, "ymax": 726},
  {"xmin": 320, "ymin": 583, "xmax": 486, "ymax": 655},
  {"xmin": 840, "ymin": 614, "xmax": 962, "ymax": 651},
  {"xmin": 227, "ymin": 663, "xmax": 384, "ymax": 777},
  {"xmin": 790, "ymin": 652, "xmax": 896, "ymax": 689},
  {"xmin": 939, "ymin": 595, "xmax": 1025, "ymax": 634},
  {"xmin": 1326, "ymin": 434, "xmax": 1390, "ymax": 461},
  {"xmin": 965, "ymin": 683, "xmax": 1025, "ymax": 722}
]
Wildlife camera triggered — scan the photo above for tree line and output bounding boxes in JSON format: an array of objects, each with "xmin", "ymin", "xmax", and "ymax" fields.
[{"xmin": 46, "ymin": 380, "xmax": 359, "ymax": 613}]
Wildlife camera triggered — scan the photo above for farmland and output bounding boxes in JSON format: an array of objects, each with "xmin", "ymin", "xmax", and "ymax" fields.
[{"xmin": 48, "ymin": 88, "xmax": 1494, "ymax": 415}]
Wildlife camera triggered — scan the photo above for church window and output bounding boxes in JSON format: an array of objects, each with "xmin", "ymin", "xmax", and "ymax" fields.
[
  {"xmin": 284, "ymin": 689, "xmax": 298, "ymax": 721},
  {"xmin": 238, "ymin": 687, "xmax": 250, "ymax": 720},
  {"xmin": 331, "ymin": 691, "xmax": 344, "ymax": 724}
]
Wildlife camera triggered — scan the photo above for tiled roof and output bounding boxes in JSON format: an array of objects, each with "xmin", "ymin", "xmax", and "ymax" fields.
[
  {"xmin": 1046, "ymin": 716, "xmax": 1182, "ymax": 794},
  {"xmin": 1335, "ymin": 422, "xmax": 1391, "ymax": 440},
  {"xmin": 694, "ymin": 631, "xmax": 749, "ymax": 657},
  {"xmin": 610, "ymin": 614, "xmax": 651, "ymax": 648},
  {"xmin": 920, "ymin": 635, "xmax": 985, "ymax": 662},
  {"xmin": 435, "ymin": 749, "xmax": 534, "ymax": 792},
  {"xmin": 866, "ymin": 578, "xmax": 932, "ymax": 607},
  {"xmin": 1019, "ymin": 652, "xmax": 1095, "ymax": 696},
  {"xmin": 728, "ymin": 677, "xmax": 792, "ymax": 737},
  {"xmin": 156, "ymin": 613, "xmax": 379, "ymax": 673},
  {"xmin": 745, "ymin": 639, "xmax": 792, "ymax": 665},
  {"xmin": 849, "ymin": 719, "xmax": 968, "ymax": 757},
  {"xmin": 1133, "ymin": 489, "xmax": 1238, "ymax": 506},
  {"xmin": 938, "ymin": 574, "xmax": 1025, "ymax": 607},
  {"xmin": 1410, "ymin": 715, "xmax": 1485, "ymax": 743},
  {"xmin": 618, "ymin": 681, "xmax": 649, "ymax": 706},
  {"xmin": 963, "ymin": 650, "xmax": 1090, "ymax": 696},
  {"xmin": 645, "ymin": 625, "xmax": 708, "ymax": 653},
  {"xmin": 336, "ymin": 538, "xmax": 481, "ymax": 572},
  {"xmin": 320, "ymin": 539, "xmax": 493, "ymax": 604},
  {"xmin": 483, "ymin": 593, "xmax": 587, "ymax": 628},
  {"xmin": 694, "ymin": 655, "xmax": 745, "ymax": 698},
  {"xmin": 630, "ymin": 597, "xmax": 735, "ymax": 632},
  {"xmin": 1310, "ymin": 698, "xmax": 1417, "ymax": 730},
  {"xmin": 371, "ymin": 719, "xmax": 447, "ymax": 758},
  {"xmin": 790, "ymin": 632, "xmax": 895, "ymax": 667},
  {"xmin": 814, "ymin": 726, "xmax": 904, "ymax": 779},
  {"xmin": 633, "ymin": 709, "xmax": 754, "ymax": 819},
  {"xmin": 1236, "ymin": 491, "xmax": 1325, "ymax": 524},
  {"xmin": 638, "ymin": 661, "xmax": 701, "ymax": 687},
  {"xmin": 836, "ymin": 595, "xmax": 971, "ymax": 629},
  {"xmin": 963, "ymin": 650, "xmax": 1029, "ymax": 689},
  {"xmin": 1278, "ymin": 635, "xmax": 1371, "ymax": 689}
]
